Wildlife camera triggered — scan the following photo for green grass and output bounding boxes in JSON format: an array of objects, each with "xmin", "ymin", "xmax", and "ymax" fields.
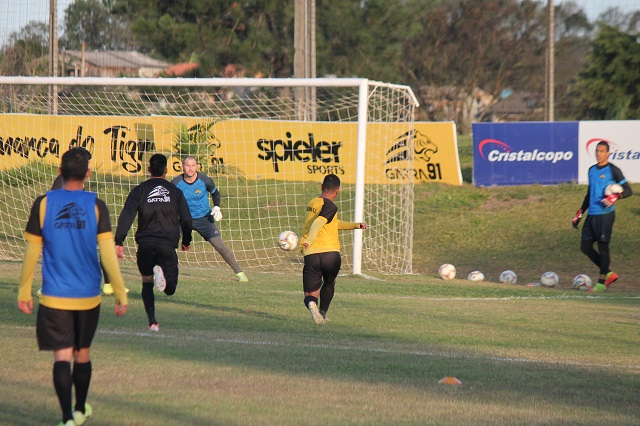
[
  {"xmin": 1, "ymin": 261, "xmax": 639, "ymax": 425},
  {"xmin": 1, "ymin": 136, "xmax": 639, "ymax": 424}
]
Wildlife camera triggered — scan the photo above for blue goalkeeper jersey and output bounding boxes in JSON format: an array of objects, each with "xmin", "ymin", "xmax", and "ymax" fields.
[
  {"xmin": 171, "ymin": 172, "xmax": 218, "ymax": 219},
  {"xmin": 587, "ymin": 163, "xmax": 627, "ymax": 216}
]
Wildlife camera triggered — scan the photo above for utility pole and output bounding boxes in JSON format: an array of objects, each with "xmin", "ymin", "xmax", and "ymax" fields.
[
  {"xmin": 546, "ymin": 0, "xmax": 555, "ymax": 121},
  {"xmin": 48, "ymin": 0, "xmax": 58, "ymax": 114},
  {"xmin": 294, "ymin": 0, "xmax": 316, "ymax": 121}
]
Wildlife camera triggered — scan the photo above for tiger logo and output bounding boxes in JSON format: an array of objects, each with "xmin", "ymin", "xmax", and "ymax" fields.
[{"xmin": 385, "ymin": 130, "xmax": 438, "ymax": 164}]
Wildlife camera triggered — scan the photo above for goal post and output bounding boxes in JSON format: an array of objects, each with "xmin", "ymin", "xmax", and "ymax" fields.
[{"xmin": 0, "ymin": 76, "xmax": 418, "ymax": 275}]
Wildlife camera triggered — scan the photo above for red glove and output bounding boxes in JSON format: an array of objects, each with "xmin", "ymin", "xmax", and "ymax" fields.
[
  {"xmin": 571, "ymin": 209, "xmax": 583, "ymax": 229},
  {"xmin": 604, "ymin": 193, "xmax": 620, "ymax": 205}
]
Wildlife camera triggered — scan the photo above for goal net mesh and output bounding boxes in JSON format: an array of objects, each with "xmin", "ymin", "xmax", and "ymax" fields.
[{"xmin": 0, "ymin": 79, "xmax": 415, "ymax": 275}]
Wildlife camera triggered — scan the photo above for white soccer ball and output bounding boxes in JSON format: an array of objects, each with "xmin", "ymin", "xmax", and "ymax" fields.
[
  {"xmin": 277, "ymin": 230, "xmax": 298, "ymax": 251},
  {"xmin": 467, "ymin": 271, "xmax": 485, "ymax": 282},
  {"xmin": 540, "ymin": 271, "xmax": 559, "ymax": 288},
  {"xmin": 605, "ymin": 183, "xmax": 623, "ymax": 196},
  {"xmin": 438, "ymin": 263, "xmax": 456, "ymax": 280},
  {"xmin": 499, "ymin": 270, "xmax": 517, "ymax": 284},
  {"xmin": 572, "ymin": 274, "xmax": 593, "ymax": 291}
]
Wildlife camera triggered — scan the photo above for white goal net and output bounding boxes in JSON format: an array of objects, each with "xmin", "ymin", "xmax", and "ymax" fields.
[{"xmin": 0, "ymin": 77, "xmax": 417, "ymax": 275}]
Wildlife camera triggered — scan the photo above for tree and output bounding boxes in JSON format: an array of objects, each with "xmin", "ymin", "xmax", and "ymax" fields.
[
  {"xmin": 399, "ymin": 0, "xmax": 548, "ymax": 129},
  {"xmin": 315, "ymin": 0, "xmax": 423, "ymax": 83},
  {"xmin": 553, "ymin": 1, "xmax": 594, "ymax": 119},
  {"xmin": 569, "ymin": 25, "xmax": 640, "ymax": 120},
  {"xmin": 0, "ymin": 22, "xmax": 49, "ymax": 76},
  {"xmin": 61, "ymin": 0, "xmax": 134, "ymax": 50},
  {"xmin": 113, "ymin": 0, "xmax": 295, "ymax": 77}
]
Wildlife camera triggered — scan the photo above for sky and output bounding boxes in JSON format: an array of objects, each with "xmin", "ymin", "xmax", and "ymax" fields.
[
  {"xmin": 556, "ymin": 0, "xmax": 639, "ymax": 19},
  {"xmin": 0, "ymin": 0, "xmax": 638, "ymax": 45}
]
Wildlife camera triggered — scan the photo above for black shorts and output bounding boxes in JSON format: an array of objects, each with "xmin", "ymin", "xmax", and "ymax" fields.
[
  {"xmin": 582, "ymin": 211, "xmax": 615, "ymax": 243},
  {"xmin": 303, "ymin": 251, "xmax": 342, "ymax": 293},
  {"xmin": 36, "ymin": 304, "xmax": 100, "ymax": 351},
  {"xmin": 192, "ymin": 216, "xmax": 221, "ymax": 240},
  {"xmin": 137, "ymin": 243, "xmax": 179, "ymax": 291}
]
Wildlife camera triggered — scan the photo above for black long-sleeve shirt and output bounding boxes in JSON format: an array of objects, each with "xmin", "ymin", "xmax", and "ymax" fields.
[{"xmin": 115, "ymin": 177, "xmax": 192, "ymax": 248}]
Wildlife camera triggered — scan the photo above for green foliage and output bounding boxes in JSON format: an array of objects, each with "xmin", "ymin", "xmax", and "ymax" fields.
[
  {"xmin": 172, "ymin": 120, "xmax": 217, "ymax": 161},
  {"xmin": 117, "ymin": 0, "xmax": 295, "ymax": 77},
  {"xmin": 569, "ymin": 24, "xmax": 640, "ymax": 119},
  {"xmin": 60, "ymin": 0, "xmax": 134, "ymax": 50},
  {"xmin": 316, "ymin": 0, "xmax": 423, "ymax": 83},
  {"xmin": 0, "ymin": 22, "xmax": 49, "ymax": 76}
]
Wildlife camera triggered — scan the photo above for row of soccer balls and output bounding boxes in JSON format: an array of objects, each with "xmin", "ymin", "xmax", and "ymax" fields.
[
  {"xmin": 279, "ymin": 232, "xmax": 594, "ymax": 290},
  {"xmin": 438, "ymin": 264, "xmax": 593, "ymax": 290}
]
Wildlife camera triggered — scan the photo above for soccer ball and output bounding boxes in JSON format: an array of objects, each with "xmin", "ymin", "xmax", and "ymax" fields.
[
  {"xmin": 540, "ymin": 271, "xmax": 559, "ymax": 288},
  {"xmin": 467, "ymin": 271, "xmax": 485, "ymax": 282},
  {"xmin": 499, "ymin": 270, "xmax": 517, "ymax": 284},
  {"xmin": 277, "ymin": 230, "xmax": 298, "ymax": 251},
  {"xmin": 572, "ymin": 274, "xmax": 592, "ymax": 291},
  {"xmin": 605, "ymin": 183, "xmax": 623, "ymax": 195},
  {"xmin": 438, "ymin": 263, "xmax": 456, "ymax": 280}
]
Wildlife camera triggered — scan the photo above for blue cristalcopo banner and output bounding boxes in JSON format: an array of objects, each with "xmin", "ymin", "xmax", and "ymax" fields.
[{"xmin": 472, "ymin": 122, "xmax": 579, "ymax": 186}]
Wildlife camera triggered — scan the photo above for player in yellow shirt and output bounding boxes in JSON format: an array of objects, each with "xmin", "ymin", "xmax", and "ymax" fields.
[
  {"xmin": 300, "ymin": 174, "xmax": 368, "ymax": 325},
  {"xmin": 18, "ymin": 147, "xmax": 128, "ymax": 426}
]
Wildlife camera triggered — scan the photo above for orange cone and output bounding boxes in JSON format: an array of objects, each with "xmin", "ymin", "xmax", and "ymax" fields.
[{"xmin": 438, "ymin": 376, "xmax": 462, "ymax": 385}]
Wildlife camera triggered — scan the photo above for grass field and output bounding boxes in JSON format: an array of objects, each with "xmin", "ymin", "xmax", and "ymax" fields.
[{"xmin": 1, "ymin": 135, "xmax": 639, "ymax": 425}]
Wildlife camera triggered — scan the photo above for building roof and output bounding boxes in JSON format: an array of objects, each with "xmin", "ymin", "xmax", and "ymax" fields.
[
  {"xmin": 64, "ymin": 50, "xmax": 170, "ymax": 69},
  {"xmin": 165, "ymin": 62, "xmax": 200, "ymax": 76},
  {"xmin": 487, "ymin": 92, "xmax": 541, "ymax": 115}
]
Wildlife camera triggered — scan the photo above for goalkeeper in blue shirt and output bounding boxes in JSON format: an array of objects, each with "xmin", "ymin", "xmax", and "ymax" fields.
[
  {"xmin": 172, "ymin": 156, "xmax": 248, "ymax": 282},
  {"xmin": 571, "ymin": 141, "xmax": 632, "ymax": 292}
]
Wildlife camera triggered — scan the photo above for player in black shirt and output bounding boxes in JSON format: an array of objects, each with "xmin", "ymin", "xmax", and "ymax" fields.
[{"xmin": 115, "ymin": 154, "xmax": 192, "ymax": 331}]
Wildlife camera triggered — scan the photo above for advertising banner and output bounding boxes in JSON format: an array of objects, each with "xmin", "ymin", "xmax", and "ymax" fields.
[
  {"xmin": 0, "ymin": 115, "xmax": 461, "ymax": 185},
  {"xmin": 472, "ymin": 122, "xmax": 579, "ymax": 186},
  {"xmin": 409, "ymin": 122, "xmax": 461, "ymax": 185},
  {"xmin": 578, "ymin": 121, "xmax": 640, "ymax": 184}
]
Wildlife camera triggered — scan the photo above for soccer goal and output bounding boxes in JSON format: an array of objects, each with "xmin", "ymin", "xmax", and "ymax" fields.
[{"xmin": 0, "ymin": 77, "xmax": 418, "ymax": 275}]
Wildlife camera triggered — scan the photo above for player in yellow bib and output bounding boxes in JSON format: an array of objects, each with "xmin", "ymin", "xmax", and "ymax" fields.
[{"xmin": 300, "ymin": 174, "xmax": 368, "ymax": 325}]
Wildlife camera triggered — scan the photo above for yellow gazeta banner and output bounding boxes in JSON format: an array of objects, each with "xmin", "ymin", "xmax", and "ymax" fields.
[{"xmin": 0, "ymin": 115, "xmax": 461, "ymax": 185}]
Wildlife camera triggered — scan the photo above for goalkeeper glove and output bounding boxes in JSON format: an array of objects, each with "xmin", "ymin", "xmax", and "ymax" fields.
[
  {"xmin": 603, "ymin": 193, "xmax": 620, "ymax": 206},
  {"xmin": 571, "ymin": 209, "xmax": 583, "ymax": 229},
  {"xmin": 211, "ymin": 206, "xmax": 222, "ymax": 222}
]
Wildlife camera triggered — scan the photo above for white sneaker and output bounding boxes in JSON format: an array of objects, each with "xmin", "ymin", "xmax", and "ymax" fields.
[
  {"xmin": 153, "ymin": 265, "xmax": 166, "ymax": 292},
  {"xmin": 308, "ymin": 301, "xmax": 325, "ymax": 325},
  {"xmin": 149, "ymin": 323, "xmax": 160, "ymax": 332}
]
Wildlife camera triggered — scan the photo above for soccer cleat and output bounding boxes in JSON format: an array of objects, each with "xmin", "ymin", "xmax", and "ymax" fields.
[
  {"xmin": 57, "ymin": 421, "xmax": 75, "ymax": 426},
  {"xmin": 236, "ymin": 272, "xmax": 248, "ymax": 282},
  {"xmin": 73, "ymin": 403, "xmax": 92, "ymax": 426},
  {"xmin": 153, "ymin": 265, "xmax": 166, "ymax": 292},
  {"xmin": 308, "ymin": 301, "xmax": 325, "ymax": 325},
  {"xmin": 605, "ymin": 271, "xmax": 619, "ymax": 287},
  {"xmin": 149, "ymin": 323, "xmax": 160, "ymax": 332},
  {"xmin": 36, "ymin": 287, "xmax": 42, "ymax": 298},
  {"xmin": 588, "ymin": 283, "xmax": 607, "ymax": 293},
  {"xmin": 320, "ymin": 310, "xmax": 330, "ymax": 322},
  {"xmin": 103, "ymin": 283, "xmax": 114, "ymax": 295}
]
